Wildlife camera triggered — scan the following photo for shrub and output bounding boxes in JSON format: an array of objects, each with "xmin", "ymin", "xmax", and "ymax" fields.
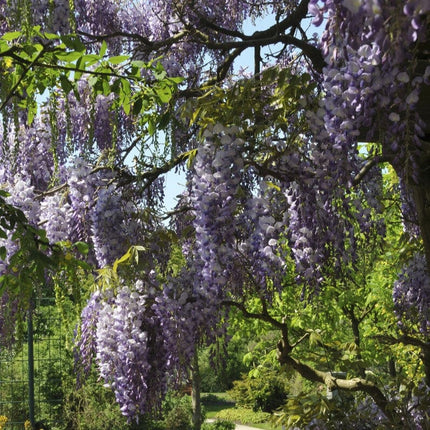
[
  {"xmin": 215, "ymin": 407, "xmax": 271, "ymax": 424},
  {"xmin": 202, "ymin": 419, "xmax": 235, "ymax": 430},
  {"xmin": 162, "ymin": 394, "xmax": 193, "ymax": 430},
  {"xmin": 229, "ymin": 370, "xmax": 289, "ymax": 412},
  {"xmin": 61, "ymin": 368, "xmax": 159, "ymax": 430},
  {"xmin": 201, "ymin": 393, "xmax": 234, "ymax": 406}
]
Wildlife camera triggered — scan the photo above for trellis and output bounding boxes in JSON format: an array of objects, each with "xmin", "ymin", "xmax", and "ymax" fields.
[{"xmin": 0, "ymin": 298, "xmax": 66, "ymax": 430}]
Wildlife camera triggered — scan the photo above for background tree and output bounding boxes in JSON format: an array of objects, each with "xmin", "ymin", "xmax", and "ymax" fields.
[{"xmin": 0, "ymin": 0, "xmax": 429, "ymax": 428}]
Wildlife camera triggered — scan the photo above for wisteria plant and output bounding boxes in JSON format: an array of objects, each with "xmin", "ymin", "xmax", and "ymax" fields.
[{"xmin": 0, "ymin": 0, "xmax": 429, "ymax": 428}]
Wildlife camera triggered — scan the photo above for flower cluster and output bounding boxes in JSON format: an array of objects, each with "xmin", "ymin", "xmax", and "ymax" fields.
[
  {"xmin": 190, "ymin": 123, "xmax": 244, "ymax": 299},
  {"xmin": 309, "ymin": 0, "xmax": 429, "ymax": 206},
  {"xmin": 77, "ymin": 274, "xmax": 171, "ymax": 420},
  {"xmin": 0, "ymin": 0, "xmax": 72, "ymax": 34},
  {"xmin": 39, "ymin": 193, "xmax": 73, "ymax": 244},
  {"xmin": 393, "ymin": 253, "xmax": 430, "ymax": 334},
  {"xmin": 237, "ymin": 188, "xmax": 287, "ymax": 295},
  {"xmin": 66, "ymin": 158, "xmax": 97, "ymax": 243},
  {"xmin": 74, "ymin": 289, "xmax": 111, "ymax": 382},
  {"xmin": 297, "ymin": 0, "xmax": 429, "ymax": 291},
  {"xmin": 90, "ymin": 185, "xmax": 134, "ymax": 267}
]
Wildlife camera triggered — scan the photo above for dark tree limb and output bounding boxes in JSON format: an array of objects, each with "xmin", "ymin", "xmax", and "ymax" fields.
[
  {"xmin": 277, "ymin": 335, "xmax": 403, "ymax": 425},
  {"xmin": 351, "ymin": 155, "xmax": 391, "ymax": 187},
  {"xmin": 35, "ymin": 152, "xmax": 191, "ymax": 198},
  {"xmin": 223, "ymin": 299, "xmax": 288, "ymax": 333}
]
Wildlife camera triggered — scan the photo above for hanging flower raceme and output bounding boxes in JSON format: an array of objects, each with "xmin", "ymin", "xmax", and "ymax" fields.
[
  {"xmin": 236, "ymin": 185, "xmax": 287, "ymax": 296},
  {"xmin": 190, "ymin": 123, "xmax": 244, "ymax": 300},
  {"xmin": 309, "ymin": 0, "xmax": 429, "ymax": 203},
  {"xmin": 295, "ymin": 0, "xmax": 429, "ymax": 292},
  {"xmin": 90, "ymin": 185, "xmax": 138, "ymax": 267},
  {"xmin": 393, "ymin": 253, "xmax": 430, "ymax": 335},
  {"xmin": 77, "ymin": 273, "xmax": 171, "ymax": 420}
]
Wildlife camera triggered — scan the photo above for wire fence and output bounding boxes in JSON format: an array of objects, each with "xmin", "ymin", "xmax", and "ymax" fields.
[{"xmin": 0, "ymin": 297, "xmax": 66, "ymax": 430}]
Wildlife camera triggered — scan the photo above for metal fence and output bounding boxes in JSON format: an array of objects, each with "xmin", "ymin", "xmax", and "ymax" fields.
[{"xmin": 0, "ymin": 298, "xmax": 66, "ymax": 430}]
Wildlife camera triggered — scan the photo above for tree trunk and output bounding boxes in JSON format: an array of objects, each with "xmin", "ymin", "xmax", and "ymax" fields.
[
  {"xmin": 422, "ymin": 343, "xmax": 430, "ymax": 387},
  {"xmin": 191, "ymin": 352, "xmax": 202, "ymax": 430},
  {"xmin": 410, "ymin": 182, "xmax": 430, "ymax": 270}
]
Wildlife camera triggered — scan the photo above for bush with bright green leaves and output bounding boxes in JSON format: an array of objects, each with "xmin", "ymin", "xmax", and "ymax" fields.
[
  {"xmin": 162, "ymin": 394, "xmax": 194, "ymax": 430},
  {"xmin": 215, "ymin": 407, "xmax": 271, "ymax": 425},
  {"xmin": 229, "ymin": 370, "xmax": 289, "ymax": 412},
  {"xmin": 201, "ymin": 419, "xmax": 235, "ymax": 430}
]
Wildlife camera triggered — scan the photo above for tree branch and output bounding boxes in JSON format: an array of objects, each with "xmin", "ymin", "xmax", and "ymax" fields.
[
  {"xmin": 373, "ymin": 333, "xmax": 430, "ymax": 350},
  {"xmin": 223, "ymin": 299, "xmax": 288, "ymax": 332},
  {"xmin": 35, "ymin": 152, "xmax": 191, "ymax": 199},
  {"xmin": 279, "ymin": 352, "xmax": 402, "ymax": 424},
  {"xmin": 0, "ymin": 46, "xmax": 46, "ymax": 111},
  {"xmin": 351, "ymin": 155, "xmax": 389, "ymax": 186}
]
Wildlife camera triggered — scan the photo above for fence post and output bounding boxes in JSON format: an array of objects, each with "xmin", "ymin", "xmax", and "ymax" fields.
[{"xmin": 27, "ymin": 302, "xmax": 35, "ymax": 429}]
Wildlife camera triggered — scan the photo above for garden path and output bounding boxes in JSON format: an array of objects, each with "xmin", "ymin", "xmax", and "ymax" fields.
[
  {"xmin": 234, "ymin": 424, "xmax": 264, "ymax": 430},
  {"xmin": 206, "ymin": 418, "xmax": 263, "ymax": 429}
]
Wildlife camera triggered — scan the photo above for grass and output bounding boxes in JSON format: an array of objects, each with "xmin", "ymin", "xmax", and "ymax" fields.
[
  {"xmin": 202, "ymin": 393, "xmax": 283, "ymax": 430},
  {"xmin": 248, "ymin": 423, "xmax": 283, "ymax": 430},
  {"xmin": 202, "ymin": 392, "xmax": 235, "ymax": 419}
]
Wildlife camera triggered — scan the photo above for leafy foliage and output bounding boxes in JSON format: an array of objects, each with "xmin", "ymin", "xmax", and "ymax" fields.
[
  {"xmin": 162, "ymin": 394, "xmax": 194, "ymax": 430},
  {"xmin": 201, "ymin": 420, "xmax": 235, "ymax": 430},
  {"xmin": 229, "ymin": 370, "xmax": 289, "ymax": 413},
  {"xmin": 215, "ymin": 407, "xmax": 271, "ymax": 426},
  {"xmin": 0, "ymin": 0, "xmax": 429, "ymax": 428}
]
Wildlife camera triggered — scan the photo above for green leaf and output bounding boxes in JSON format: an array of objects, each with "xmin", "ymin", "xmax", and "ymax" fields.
[
  {"xmin": 43, "ymin": 32, "xmax": 60, "ymax": 40},
  {"xmin": 74, "ymin": 241, "xmax": 89, "ymax": 255},
  {"xmin": 147, "ymin": 118, "xmax": 156, "ymax": 135},
  {"xmin": 133, "ymin": 97, "xmax": 143, "ymax": 115},
  {"xmin": 154, "ymin": 62, "xmax": 167, "ymax": 80},
  {"xmin": 158, "ymin": 111, "xmax": 171, "ymax": 129},
  {"xmin": 56, "ymin": 50, "xmax": 83, "ymax": 62},
  {"xmin": 79, "ymin": 54, "xmax": 100, "ymax": 67},
  {"xmin": 59, "ymin": 74, "xmax": 74, "ymax": 94},
  {"xmin": 184, "ymin": 148, "xmax": 198, "ymax": 169},
  {"xmin": 108, "ymin": 55, "xmax": 129, "ymax": 65},
  {"xmin": 60, "ymin": 35, "xmax": 85, "ymax": 52},
  {"xmin": 131, "ymin": 60, "xmax": 147, "ymax": 68},
  {"xmin": 112, "ymin": 248, "xmax": 133, "ymax": 274},
  {"xmin": 155, "ymin": 84, "xmax": 172, "ymax": 103},
  {"xmin": 168, "ymin": 76, "xmax": 185, "ymax": 85},
  {"xmin": 309, "ymin": 331, "xmax": 322, "ymax": 346},
  {"xmin": 77, "ymin": 261, "xmax": 92, "ymax": 271},
  {"xmin": 1, "ymin": 31, "xmax": 22, "ymax": 41},
  {"xmin": 99, "ymin": 40, "xmax": 108, "ymax": 57}
]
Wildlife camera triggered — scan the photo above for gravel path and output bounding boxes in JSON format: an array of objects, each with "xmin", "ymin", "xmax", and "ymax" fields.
[
  {"xmin": 234, "ymin": 424, "xmax": 263, "ymax": 430},
  {"xmin": 206, "ymin": 418, "xmax": 263, "ymax": 429}
]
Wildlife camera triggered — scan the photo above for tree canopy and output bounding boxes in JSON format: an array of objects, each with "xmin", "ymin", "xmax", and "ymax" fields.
[{"xmin": 0, "ymin": 0, "xmax": 429, "ymax": 428}]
